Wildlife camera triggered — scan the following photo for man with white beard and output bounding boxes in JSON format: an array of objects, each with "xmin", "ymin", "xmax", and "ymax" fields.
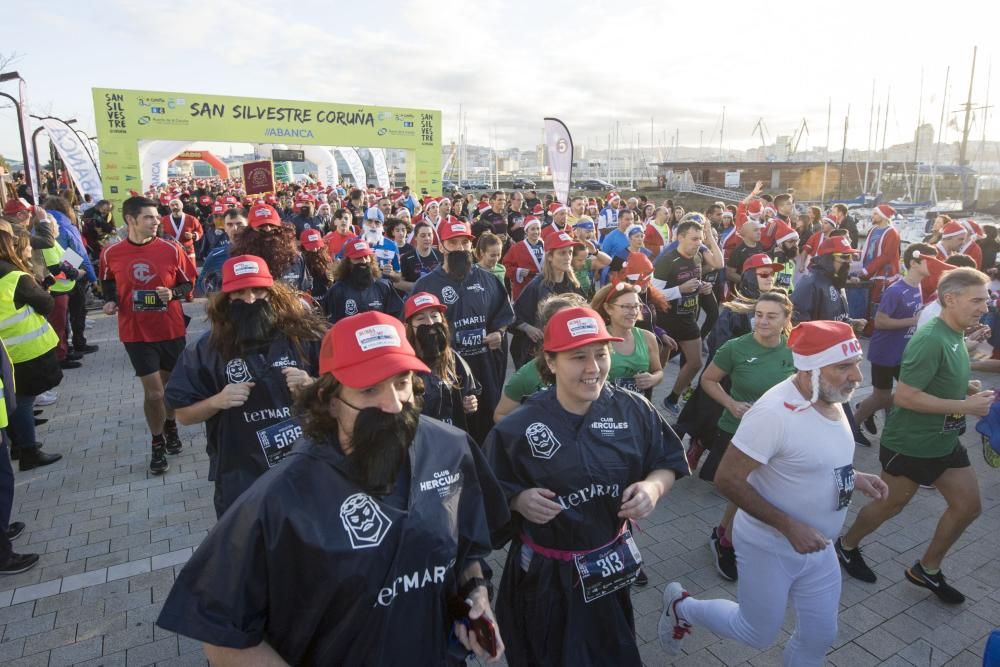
[
  {"xmin": 358, "ymin": 216, "xmax": 400, "ymax": 274},
  {"xmin": 659, "ymin": 320, "xmax": 889, "ymax": 667}
]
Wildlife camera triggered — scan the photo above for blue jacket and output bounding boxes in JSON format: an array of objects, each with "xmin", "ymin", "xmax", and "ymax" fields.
[
  {"xmin": 198, "ymin": 242, "xmax": 230, "ymax": 294},
  {"xmin": 791, "ymin": 257, "xmax": 850, "ymax": 324},
  {"xmin": 47, "ymin": 209, "xmax": 97, "ymax": 282}
]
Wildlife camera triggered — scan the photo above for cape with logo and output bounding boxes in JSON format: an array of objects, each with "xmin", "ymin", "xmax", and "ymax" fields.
[
  {"xmin": 322, "ymin": 277, "xmax": 404, "ymax": 324},
  {"xmin": 157, "ymin": 416, "xmax": 509, "ymax": 665},
  {"xmin": 483, "ymin": 385, "xmax": 688, "ymax": 666},
  {"xmin": 164, "ymin": 333, "xmax": 321, "ymax": 517}
]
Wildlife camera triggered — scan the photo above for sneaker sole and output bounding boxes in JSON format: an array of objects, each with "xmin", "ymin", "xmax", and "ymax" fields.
[
  {"xmin": 149, "ymin": 464, "xmax": 169, "ymax": 475},
  {"xmin": 708, "ymin": 538, "xmax": 737, "ymax": 582}
]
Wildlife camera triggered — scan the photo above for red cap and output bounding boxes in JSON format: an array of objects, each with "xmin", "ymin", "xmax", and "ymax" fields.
[
  {"xmin": 198, "ymin": 195, "xmax": 212, "ymax": 206},
  {"xmin": 212, "ymin": 203, "xmax": 225, "ymax": 215},
  {"xmin": 742, "ymin": 253, "xmax": 785, "ymax": 273},
  {"xmin": 2, "ymin": 198, "xmax": 31, "ymax": 216},
  {"xmin": 221, "ymin": 255, "xmax": 274, "ymax": 293},
  {"xmin": 319, "ymin": 311, "xmax": 429, "ymax": 388},
  {"xmin": 300, "ymin": 229, "xmax": 324, "ymax": 251},
  {"xmin": 404, "ymin": 292, "xmax": 448, "ymax": 320},
  {"xmin": 543, "ymin": 307, "xmax": 624, "ymax": 353},
  {"xmin": 438, "ymin": 221, "xmax": 474, "ymax": 242},
  {"xmin": 817, "ymin": 236, "xmax": 860, "ymax": 256},
  {"xmin": 248, "ymin": 204, "xmax": 282, "ymax": 229},
  {"xmin": 264, "ymin": 194, "xmax": 278, "ymax": 204},
  {"xmin": 343, "ymin": 239, "xmax": 375, "ymax": 260},
  {"xmin": 941, "ymin": 221, "xmax": 966, "ymax": 239},
  {"xmin": 543, "ymin": 231, "xmax": 583, "ymax": 252}
]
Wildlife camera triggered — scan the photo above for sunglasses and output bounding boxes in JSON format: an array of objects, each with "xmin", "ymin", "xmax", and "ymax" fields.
[
  {"xmin": 832, "ymin": 253, "xmax": 854, "ymax": 259},
  {"xmin": 756, "ymin": 271, "xmax": 773, "ymax": 278}
]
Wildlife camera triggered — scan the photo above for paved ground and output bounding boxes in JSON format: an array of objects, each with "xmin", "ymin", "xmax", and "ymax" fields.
[{"xmin": 0, "ymin": 301, "xmax": 997, "ymax": 666}]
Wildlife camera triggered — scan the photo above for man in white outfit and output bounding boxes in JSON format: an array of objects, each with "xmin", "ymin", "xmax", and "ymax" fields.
[{"xmin": 658, "ymin": 320, "xmax": 889, "ymax": 666}]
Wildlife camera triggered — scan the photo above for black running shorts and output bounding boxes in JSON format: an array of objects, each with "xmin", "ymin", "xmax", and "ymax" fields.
[{"xmin": 123, "ymin": 337, "xmax": 187, "ymax": 377}]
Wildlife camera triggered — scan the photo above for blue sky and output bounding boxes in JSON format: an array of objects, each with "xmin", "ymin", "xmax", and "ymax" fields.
[{"xmin": 0, "ymin": 0, "xmax": 997, "ymax": 162}]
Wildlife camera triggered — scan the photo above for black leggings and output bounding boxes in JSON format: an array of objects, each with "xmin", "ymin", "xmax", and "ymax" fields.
[{"xmin": 699, "ymin": 292, "xmax": 719, "ymax": 339}]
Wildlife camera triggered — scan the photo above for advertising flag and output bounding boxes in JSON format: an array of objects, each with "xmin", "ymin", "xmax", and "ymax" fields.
[
  {"xmin": 544, "ymin": 117, "xmax": 573, "ymax": 205},
  {"xmin": 18, "ymin": 80, "xmax": 39, "ymax": 197},
  {"xmin": 39, "ymin": 117, "xmax": 103, "ymax": 202}
]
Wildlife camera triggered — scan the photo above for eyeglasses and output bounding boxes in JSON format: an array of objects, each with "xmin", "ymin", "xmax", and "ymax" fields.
[{"xmin": 756, "ymin": 271, "xmax": 773, "ymax": 278}]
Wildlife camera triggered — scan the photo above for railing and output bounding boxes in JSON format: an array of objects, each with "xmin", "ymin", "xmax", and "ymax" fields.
[{"xmin": 674, "ymin": 181, "xmax": 749, "ymax": 202}]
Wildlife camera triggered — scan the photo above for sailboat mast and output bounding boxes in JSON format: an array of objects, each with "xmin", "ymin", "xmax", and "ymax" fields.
[
  {"xmin": 821, "ymin": 97, "xmax": 831, "ymax": 204},
  {"xmin": 864, "ymin": 80, "xmax": 875, "ymax": 194},
  {"xmin": 837, "ymin": 105, "xmax": 850, "ymax": 200},
  {"xmin": 958, "ymin": 46, "xmax": 978, "ymax": 202},
  {"xmin": 931, "ymin": 66, "xmax": 951, "ymax": 203},
  {"xmin": 876, "ymin": 89, "xmax": 890, "ymax": 196}
]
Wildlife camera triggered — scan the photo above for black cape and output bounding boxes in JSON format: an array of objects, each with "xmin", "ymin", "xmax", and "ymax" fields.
[{"xmin": 323, "ymin": 278, "xmax": 404, "ymax": 323}]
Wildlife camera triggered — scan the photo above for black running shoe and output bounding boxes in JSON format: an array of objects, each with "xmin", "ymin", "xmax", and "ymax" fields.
[
  {"xmin": 835, "ymin": 538, "xmax": 877, "ymax": 583},
  {"xmin": 905, "ymin": 561, "xmax": 965, "ymax": 604},
  {"xmin": 857, "ymin": 404, "xmax": 878, "ymax": 435},
  {"xmin": 634, "ymin": 566, "xmax": 649, "ymax": 587},
  {"xmin": 73, "ymin": 344, "xmax": 99, "ymax": 354},
  {"xmin": 709, "ymin": 527, "xmax": 738, "ymax": 581},
  {"xmin": 5, "ymin": 521, "xmax": 25, "ymax": 541},
  {"xmin": 149, "ymin": 445, "xmax": 169, "ymax": 475},
  {"xmin": 164, "ymin": 429, "xmax": 183, "ymax": 455},
  {"xmin": 0, "ymin": 552, "xmax": 39, "ymax": 575}
]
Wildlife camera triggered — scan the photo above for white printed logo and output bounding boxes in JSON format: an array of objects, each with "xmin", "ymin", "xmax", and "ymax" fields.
[
  {"xmin": 441, "ymin": 286, "xmax": 459, "ymax": 304},
  {"xmin": 829, "ymin": 286, "xmax": 840, "ymax": 302},
  {"xmin": 567, "ymin": 316, "xmax": 599, "ymax": 337},
  {"xmin": 131, "ymin": 261, "xmax": 155, "ymax": 285},
  {"xmin": 355, "ymin": 324, "xmax": 400, "ymax": 352},
  {"xmin": 746, "ymin": 357, "xmax": 758, "ymax": 364},
  {"xmin": 345, "ymin": 298, "xmax": 358, "ymax": 316},
  {"xmin": 226, "ymin": 358, "xmax": 253, "ymax": 384},
  {"xmin": 232, "ymin": 261, "xmax": 260, "ymax": 276},
  {"xmin": 526, "ymin": 422, "xmax": 561, "ymax": 459},
  {"xmin": 340, "ymin": 493, "xmax": 392, "ymax": 550},
  {"xmin": 414, "ymin": 294, "xmax": 434, "ymax": 307}
]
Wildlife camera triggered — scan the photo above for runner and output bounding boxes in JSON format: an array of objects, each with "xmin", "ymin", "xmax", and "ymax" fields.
[
  {"xmin": 161, "ymin": 198, "xmax": 203, "ymax": 267},
  {"xmin": 403, "ymin": 292, "xmax": 480, "ymax": 430},
  {"xmin": 653, "ymin": 218, "xmax": 724, "ymax": 416},
  {"xmin": 100, "ymin": 196, "xmax": 196, "ymax": 474},
  {"xmin": 413, "ymin": 220, "xmax": 514, "ymax": 443},
  {"xmin": 501, "ymin": 216, "xmax": 544, "ymax": 300},
  {"xmin": 398, "ymin": 221, "xmax": 442, "ymax": 292},
  {"xmin": 157, "ymin": 311, "xmax": 507, "ymax": 665},
  {"xmin": 485, "ymin": 306, "xmax": 688, "ymax": 665},
  {"xmin": 592, "ymin": 282, "xmax": 663, "ymax": 400},
  {"xmin": 299, "ymin": 228, "xmax": 333, "ymax": 298},
  {"xmin": 837, "ymin": 268, "xmax": 993, "ymax": 603},
  {"xmin": 230, "ymin": 204, "xmax": 312, "ymax": 292},
  {"xmin": 165, "ymin": 255, "xmax": 325, "ymax": 517},
  {"xmin": 725, "ymin": 221, "xmax": 763, "ymax": 288},
  {"xmin": 198, "ymin": 207, "xmax": 246, "ymax": 294},
  {"xmin": 323, "ymin": 239, "xmax": 404, "ymax": 323},
  {"xmin": 660, "ymin": 321, "xmax": 889, "ymax": 665}
]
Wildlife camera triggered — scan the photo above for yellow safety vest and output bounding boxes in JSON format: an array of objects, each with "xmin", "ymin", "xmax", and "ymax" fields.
[
  {"xmin": 40, "ymin": 242, "xmax": 75, "ymax": 294},
  {"xmin": 0, "ymin": 271, "xmax": 60, "ymax": 364}
]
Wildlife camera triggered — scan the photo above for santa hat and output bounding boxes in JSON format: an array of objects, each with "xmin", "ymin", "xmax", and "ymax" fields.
[
  {"xmin": 548, "ymin": 202, "xmax": 567, "ymax": 217},
  {"xmin": 960, "ymin": 218, "xmax": 984, "ymax": 238},
  {"xmin": 606, "ymin": 191, "xmax": 621, "ymax": 203},
  {"xmin": 820, "ymin": 215, "xmax": 839, "ymax": 229},
  {"xmin": 762, "ymin": 206, "xmax": 776, "ymax": 219},
  {"xmin": 787, "ymin": 321, "xmax": 862, "ymax": 406},
  {"xmin": 531, "ymin": 204, "xmax": 544, "ymax": 216},
  {"xmin": 619, "ymin": 251, "xmax": 654, "ymax": 286},
  {"xmin": 523, "ymin": 215, "xmax": 541, "ymax": 230},
  {"xmin": 872, "ymin": 204, "xmax": 896, "ymax": 223},
  {"xmin": 422, "ymin": 196, "xmax": 440, "ymax": 209},
  {"xmin": 913, "ymin": 251, "xmax": 956, "ymax": 301},
  {"xmin": 476, "ymin": 201, "xmax": 490, "ymax": 214},
  {"xmin": 772, "ymin": 220, "xmax": 798, "ymax": 245},
  {"xmin": 941, "ymin": 221, "xmax": 967, "ymax": 239},
  {"xmin": 746, "ymin": 200, "xmax": 764, "ymax": 217}
]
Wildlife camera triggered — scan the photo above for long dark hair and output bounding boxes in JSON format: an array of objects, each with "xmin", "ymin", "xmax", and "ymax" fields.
[{"xmin": 230, "ymin": 225, "xmax": 300, "ymax": 276}]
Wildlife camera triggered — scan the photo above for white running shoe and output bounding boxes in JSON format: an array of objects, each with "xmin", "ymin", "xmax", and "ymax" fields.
[
  {"xmin": 35, "ymin": 391, "xmax": 58, "ymax": 407},
  {"xmin": 658, "ymin": 582, "xmax": 692, "ymax": 656}
]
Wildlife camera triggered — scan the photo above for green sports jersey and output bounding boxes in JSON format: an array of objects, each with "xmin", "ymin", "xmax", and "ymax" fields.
[
  {"xmin": 712, "ymin": 333, "xmax": 795, "ymax": 434},
  {"xmin": 881, "ymin": 316, "xmax": 969, "ymax": 458},
  {"xmin": 503, "ymin": 360, "xmax": 546, "ymax": 402}
]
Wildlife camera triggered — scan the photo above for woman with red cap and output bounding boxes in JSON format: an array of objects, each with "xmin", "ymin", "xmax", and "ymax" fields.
[
  {"xmin": 299, "ymin": 228, "xmax": 333, "ymax": 297},
  {"xmin": 403, "ymin": 292, "xmax": 481, "ymax": 431},
  {"xmin": 485, "ymin": 307, "xmax": 688, "ymax": 666},
  {"xmin": 158, "ymin": 311, "xmax": 508, "ymax": 665},
  {"xmin": 322, "ymin": 239, "xmax": 404, "ymax": 323}
]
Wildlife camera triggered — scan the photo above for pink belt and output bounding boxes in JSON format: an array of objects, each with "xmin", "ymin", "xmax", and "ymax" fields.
[{"xmin": 519, "ymin": 524, "xmax": 627, "ymax": 562}]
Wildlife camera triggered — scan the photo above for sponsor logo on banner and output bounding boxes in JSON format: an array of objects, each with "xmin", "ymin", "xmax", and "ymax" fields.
[
  {"xmin": 225, "ymin": 358, "xmax": 253, "ymax": 384},
  {"xmin": 526, "ymin": 422, "xmax": 561, "ymax": 459},
  {"xmin": 340, "ymin": 493, "xmax": 392, "ymax": 550}
]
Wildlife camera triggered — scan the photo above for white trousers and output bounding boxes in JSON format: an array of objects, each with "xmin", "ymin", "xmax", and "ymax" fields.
[{"xmin": 676, "ymin": 513, "xmax": 842, "ymax": 667}]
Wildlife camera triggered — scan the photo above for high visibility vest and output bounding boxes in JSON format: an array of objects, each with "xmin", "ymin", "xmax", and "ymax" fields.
[
  {"xmin": 40, "ymin": 242, "xmax": 75, "ymax": 293},
  {"xmin": 0, "ymin": 374, "xmax": 8, "ymax": 430},
  {"xmin": 0, "ymin": 271, "xmax": 60, "ymax": 364}
]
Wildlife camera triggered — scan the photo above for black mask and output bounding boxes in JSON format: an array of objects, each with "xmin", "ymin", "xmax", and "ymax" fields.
[
  {"xmin": 350, "ymin": 262, "xmax": 374, "ymax": 289},
  {"xmin": 344, "ymin": 401, "xmax": 420, "ymax": 496},
  {"xmin": 228, "ymin": 299, "xmax": 276, "ymax": 351},
  {"xmin": 446, "ymin": 249, "xmax": 473, "ymax": 282},
  {"xmin": 414, "ymin": 322, "xmax": 448, "ymax": 361}
]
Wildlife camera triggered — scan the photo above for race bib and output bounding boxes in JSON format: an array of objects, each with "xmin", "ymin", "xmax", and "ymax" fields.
[
  {"xmin": 455, "ymin": 327, "xmax": 486, "ymax": 353},
  {"xmin": 573, "ymin": 529, "xmax": 642, "ymax": 603},
  {"xmin": 678, "ymin": 295, "xmax": 698, "ymax": 314},
  {"xmin": 132, "ymin": 290, "xmax": 167, "ymax": 312},
  {"xmin": 256, "ymin": 417, "xmax": 302, "ymax": 468},
  {"xmin": 833, "ymin": 464, "xmax": 855, "ymax": 511},
  {"xmin": 943, "ymin": 412, "xmax": 966, "ymax": 433},
  {"xmin": 776, "ymin": 272, "xmax": 792, "ymax": 287},
  {"xmin": 614, "ymin": 376, "xmax": 639, "ymax": 393}
]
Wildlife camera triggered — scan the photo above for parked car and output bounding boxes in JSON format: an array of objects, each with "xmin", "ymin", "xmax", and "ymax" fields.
[
  {"xmin": 574, "ymin": 178, "xmax": 617, "ymax": 192},
  {"xmin": 461, "ymin": 180, "xmax": 491, "ymax": 190},
  {"xmin": 442, "ymin": 180, "xmax": 459, "ymax": 194},
  {"xmin": 512, "ymin": 177, "xmax": 536, "ymax": 189}
]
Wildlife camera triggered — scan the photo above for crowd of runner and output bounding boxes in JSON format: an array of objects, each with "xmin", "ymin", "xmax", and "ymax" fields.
[{"xmin": 0, "ymin": 174, "xmax": 995, "ymax": 665}]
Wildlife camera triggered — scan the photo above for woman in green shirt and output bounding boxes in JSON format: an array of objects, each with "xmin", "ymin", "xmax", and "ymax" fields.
[
  {"xmin": 592, "ymin": 282, "xmax": 663, "ymax": 399},
  {"xmin": 699, "ymin": 290, "xmax": 795, "ymax": 581}
]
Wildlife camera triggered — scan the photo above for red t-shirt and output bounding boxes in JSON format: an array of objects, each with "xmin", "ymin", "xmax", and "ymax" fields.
[
  {"xmin": 99, "ymin": 238, "xmax": 195, "ymax": 343},
  {"xmin": 324, "ymin": 229, "xmax": 357, "ymax": 257}
]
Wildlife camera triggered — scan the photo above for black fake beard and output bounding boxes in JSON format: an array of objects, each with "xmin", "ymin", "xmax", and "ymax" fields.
[
  {"xmin": 349, "ymin": 263, "xmax": 374, "ymax": 289},
  {"xmin": 446, "ymin": 250, "xmax": 473, "ymax": 282},
  {"xmin": 414, "ymin": 322, "xmax": 448, "ymax": 361},
  {"xmin": 831, "ymin": 261, "xmax": 851, "ymax": 289},
  {"xmin": 229, "ymin": 299, "xmax": 277, "ymax": 351},
  {"xmin": 348, "ymin": 403, "xmax": 421, "ymax": 496}
]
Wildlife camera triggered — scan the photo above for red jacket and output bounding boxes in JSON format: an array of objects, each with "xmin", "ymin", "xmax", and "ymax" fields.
[
  {"xmin": 160, "ymin": 213, "xmax": 203, "ymax": 256},
  {"xmin": 859, "ymin": 225, "xmax": 901, "ymax": 280},
  {"xmin": 501, "ymin": 239, "xmax": 544, "ymax": 300}
]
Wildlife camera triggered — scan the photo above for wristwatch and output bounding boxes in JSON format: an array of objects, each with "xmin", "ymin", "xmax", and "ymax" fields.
[{"xmin": 459, "ymin": 576, "xmax": 493, "ymax": 602}]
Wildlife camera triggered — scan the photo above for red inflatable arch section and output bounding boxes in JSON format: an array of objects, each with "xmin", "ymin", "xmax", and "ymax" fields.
[{"xmin": 169, "ymin": 150, "xmax": 231, "ymax": 178}]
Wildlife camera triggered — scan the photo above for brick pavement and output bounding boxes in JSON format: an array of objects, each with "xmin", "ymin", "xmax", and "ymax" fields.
[{"xmin": 0, "ymin": 302, "xmax": 996, "ymax": 666}]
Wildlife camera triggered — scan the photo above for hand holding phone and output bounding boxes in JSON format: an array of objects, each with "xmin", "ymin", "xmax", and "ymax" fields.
[{"xmin": 448, "ymin": 596, "xmax": 502, "ymax": 660}]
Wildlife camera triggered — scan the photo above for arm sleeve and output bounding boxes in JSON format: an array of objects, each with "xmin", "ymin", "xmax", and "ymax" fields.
[
  {"xmin": 711, "ymin": 340, "xmax": 736, "ymax": 374},
  {"xmin": 791, "ymin": 280, "xmax": 816, "ymax": 324},
  {"xmin": 102, "ymin": 280, "xmax": 118, "ymax": 304},
  {"xmin": 13, "ymin": 274, "xmax": 54, "ymax": 315},
  {"xmin": 730, "ymin": 399, "xmax": 786, "ymax": 464}
]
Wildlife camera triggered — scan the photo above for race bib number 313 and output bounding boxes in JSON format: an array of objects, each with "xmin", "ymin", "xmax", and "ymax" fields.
[{"xmin": 573, "ymin": 529, "xmax": 642, "ymax": 603}]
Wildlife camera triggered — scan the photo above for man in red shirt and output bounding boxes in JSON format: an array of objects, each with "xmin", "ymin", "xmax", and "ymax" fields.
[
  {"xmin": 161, "ymin": 199, "xmax": 203, "ymax": 267},
  {"xmin": 101, "ymin": 196, "xmax": 197, "ymax": 475}
]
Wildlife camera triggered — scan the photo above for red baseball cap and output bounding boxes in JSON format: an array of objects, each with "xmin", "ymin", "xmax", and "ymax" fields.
[
  {"xmin": 221, "ymin": 255, "xmax": 274, "ymax": 293},
  {"xmin": 742, "ymin": 253, "xmax": 785, "ymax": 273},
  {"xmin": 2, "ymin": 198, "xmax": 31, "ymax": 216},
  {"xmin": 212, "ymin": 203, "xmax": 226, "ymax": 215},
  {"xmin": 248, "ymin": 204, "xmax": 282, "ymax": 229},
  {"xmin": 543, "ymin": 231, "xmax": 584, "ymax": 253},
  {"xmin": 300, "ymin": 228, "xmax": 324, "ymax": 251},
  {"xmin": 319, "ymin": 311, "xmax": 430, "ymax": 388},
  {"xmin": 438, "ymin": 221, "xmax": 474, "ymax": 242},
  {"xmin": 543, "ymin": 306, "xmax": 623, "ymax": 353},
  {"xmin": 817, "ymin": 236, "xmax": 860, "ymax": 256},
  {"xmin": 198, "ymin": 195, "xmax": 212, "ymax": 206},
  {"xmin": 404, "ymin": 292, "xmax": 447, "ymax": 320},
  {"xmin": 343, "ymin": 239, "xmax": 375, "ymax": 260}
]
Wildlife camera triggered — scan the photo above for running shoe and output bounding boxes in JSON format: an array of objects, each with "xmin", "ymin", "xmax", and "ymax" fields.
[
  {"xmin": 983, "ymin": 435, "xmax": 1000, "ymax": 468},
  {"xmin": 5, "ymin": 521, "xmax": 25, "ymax": 541},
  {"xmin": 0, "ymin": 553, "xmax": 39, "ymax": 575},
  {"xmin": 685, "ymin": 439, "xmax": 705, "ymax": 472},
  {"xmin": 35, "ymin": 391, "xmax": 58, "ymax": 407},
  {"xmin": 857, "ymin": 403, "xmax": 878, "ymax": 435},
  {"xmin": 835, "ymin": 538, "xmax": 877, "ymax": 583},
  {"xmin": 709, "ymin": 528, "xmax": 738, "ymax": 581},
  {"xmin": 164, "ymin": 428, "xmax": 184, "ymax": 455},
  {"xmin": 905, "ymin": 561, "xmax": 965, "ymax": 604},
  {"xmin": 662, "ymin": 399, "xmax": 681, "ymax": 419},
  {"xmin": 635, "ymin": 567, "xmax": 649, "ymax": 587},
  {"xmin": 657, "ymin": 582, "xmax": 691, "ymax": 656},
  {"xmin": 681, "ymin": 386, "xmax": 695, "ymax": 403},
  {"xmin": 149, "ymin": 445, "xmax": 169, "ymax": 475}
]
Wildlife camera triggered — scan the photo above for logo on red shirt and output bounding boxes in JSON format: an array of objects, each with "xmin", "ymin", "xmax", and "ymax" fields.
[{"xmin": 131, "ymin": 262, "xmax": 155, "ymax": 284}]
